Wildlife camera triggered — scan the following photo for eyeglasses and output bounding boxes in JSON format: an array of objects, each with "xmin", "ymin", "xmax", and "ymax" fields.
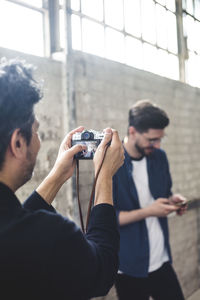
[{"xmin": 142, "ymin": 135, "xmax": 166, "ymax": 146}]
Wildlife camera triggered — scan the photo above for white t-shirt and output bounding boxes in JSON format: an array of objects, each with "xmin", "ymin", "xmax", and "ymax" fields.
[{"xmin": 132, "ymin": 157, "xmax": 169, "ymax": 273}]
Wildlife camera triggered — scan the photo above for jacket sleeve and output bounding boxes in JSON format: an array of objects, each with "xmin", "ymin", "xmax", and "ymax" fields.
[
  {"xmin": 163, "ymin": 151, "xmax": 173, "ymax": 197},
  {"xmin": 23, "ymin": 191, "xmax": 56, "ymax": 213},
  {"xmin": 50, "ymin": 204, "xmax": 119, "ymax": 299},
  {"xmin": 112, "ymin": 174, "xmax": 121, "ymax": 224},
  {"xmin": 24, "ymin": 192, "xmax": 119, "ymax": 298}
]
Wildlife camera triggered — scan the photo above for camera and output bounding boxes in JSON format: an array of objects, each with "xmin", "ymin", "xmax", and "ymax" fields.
[{"xmin": 72, "ymin": 130, "xmax": 104, "ymax": 159}]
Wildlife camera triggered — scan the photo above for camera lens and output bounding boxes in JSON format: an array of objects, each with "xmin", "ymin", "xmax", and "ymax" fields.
[{"xmin": 81, "ymin": 131, "xmax": 94, "ymax": 140}]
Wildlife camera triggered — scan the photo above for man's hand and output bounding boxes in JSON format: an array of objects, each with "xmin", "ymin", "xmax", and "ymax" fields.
[
  {"xmin": 93, "ymin": 128, "xmax": 124, "ymax": 206},
  {"xmin": 147, "ymin": 198, "xmax": 179, "ymax": 217},
  {"xmin": 36, "ymin": 126, "xmax": 86, "ymax": 205},
  {"xmin": 93, "ymin": 128, "xmax": 124, "ymax": 178},
  {"xmin": 50, "ymin": 126, "xmax": 86, "ymax": 183},
  {"xmin": 169, "ymin": 194, "xmax": 188, "ymax": 216}
]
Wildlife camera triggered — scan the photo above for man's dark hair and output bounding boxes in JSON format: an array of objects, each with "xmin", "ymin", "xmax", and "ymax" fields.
[
  {"xmin": 128, "ymin": 99, "xmax": 169, "ymax": 133},
  {"xmin": 0, "ymin": 58, "xmax": 42, "ymax": 169}
]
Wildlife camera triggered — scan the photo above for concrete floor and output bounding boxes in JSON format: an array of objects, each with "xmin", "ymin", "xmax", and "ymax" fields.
[{"xmin": 187, "ymin": 289, "xmax": 200, "ymax": 300}]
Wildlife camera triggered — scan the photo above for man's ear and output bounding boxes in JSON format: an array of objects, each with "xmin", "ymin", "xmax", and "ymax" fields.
[
  {"xmin": 9, "ymin": 129, "xmax": 27, "ymax": 159},
  {"xmin": 128, "ymin": 126, "xmax": 137, "ymax": 136}
]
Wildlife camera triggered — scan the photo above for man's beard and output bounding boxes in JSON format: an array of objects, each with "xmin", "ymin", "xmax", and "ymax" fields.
[
  {"xmin": 135, "ymin": 143, "xmax": 155, "ymax": 157},
  {"xmin": 24, "ymin": 162, "xmax": 35, "ymax": 183},
  {"xmin": 21, "ymin": 150, "xmax": 36, "ymax": 185}
]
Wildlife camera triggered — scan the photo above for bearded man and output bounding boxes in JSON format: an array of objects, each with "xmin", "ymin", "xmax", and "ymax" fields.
[
  {"xmin": 0, "ymin": 59, "xmax": 124, "ymax": 300},
  {"xmin": 113, "ymin": 100, "xmax": 186, "ymax": 300}
]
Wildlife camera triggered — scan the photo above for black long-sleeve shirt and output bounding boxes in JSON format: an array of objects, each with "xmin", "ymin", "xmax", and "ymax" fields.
[{"xmin": 0, "ymin": 182, "xmax": 119, "ymax": 300}]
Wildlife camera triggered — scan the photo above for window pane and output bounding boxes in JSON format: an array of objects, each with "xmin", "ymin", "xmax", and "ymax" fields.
[
  {"xmin": 156, "ymin": 49, "xmax": 169, "ymax": 77},
  {"xmin": 182, "ymin": 0, "xmax": 186, "ymax": 9},
  {"xmin": 71, "ymin": 0, "xmax": 80, "ymax": 11},
  {"xmin": 156, "ymin": 0, "xmax": 166, "ymax": 5},
  {"xmin": 143, "ymin": 43, "xmax": 157, "ymax": 73},
  {"xmin": 125, "ymin": 36, "xmax": 143, "ymax": 69},
  {"xmin": 81, "ymin": 0, "xmax": 103, "ymax": 21},
  {"xmin": 124, "ymin": 0, "xmax": 141, "ymax": 37},
  {"xmin": 0, "ymin": 1, "xmax": 44, "ymax": 56},
  {"xmin": 105, "ymin": 28, "xmax": 124, "ymax": 63},
  {"xmin": 194, "ymin": 21, "xmax": 200, "ymax": 54},
  {"xmin": 59, "ymin": 9, "xmax": 65, "ymax": 49},
  {"xmin": 156, "ymin": 4, "xmax": 167, "ymax": 49},
  {"xmin": 71, "ymin": 14, "xmax": 82, "ymax": 50},
  {"xmin": 166, "ymin": 0, "xmax": 176, "ymax": 12},
  {"xmin": 143, "ymin": 45, "xmax": 179, "ymax": 79},
  {"xmin": 167, "ymin": 53, "xmax": 179, "ymax": 79},
  {"xmin": 195, "ymin": 0, "xmax": 200, "ymax": 20},
  {"xmin": 82, "ymin": 19, "xmax": 104, "ymax": 57},
  {"xmin": 167, "ymin": 11, "xmax": 178, "ymax": 53},
  {"xmin": 20, "ymin": 0, "xmax": 42, "ymax": 7},
  {"xmin": 105, "ymin": 0, "xmax": 123, "ymax": 30},
  {"xmin": 142, "ymin": 0, "xmax": 156, "ymax": 44},
  {"xmin": 186, "ymin": 0, "xmax": 194, "ymax": 14},
  {"xmin": 186, "ymin": 52, "xmax": 200, "ymax": 87},
  {"xmin": 184, "ymin": 15, "xmax": 195, "ymax": 51}
]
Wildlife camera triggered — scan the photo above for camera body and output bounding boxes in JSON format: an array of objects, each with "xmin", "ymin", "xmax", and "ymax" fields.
[{"xmin": 72, "ymin": 130, "xmax": 104, "ymax": 159}]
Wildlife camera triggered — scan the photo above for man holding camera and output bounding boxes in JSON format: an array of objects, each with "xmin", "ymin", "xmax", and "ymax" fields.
[
  {"xmin": 113, "ymin": 100, "xmax": 186, "ymax": 300},
  {"xmin": 0, "ymin": 59, "xmax": 124, "ymax": 300}
]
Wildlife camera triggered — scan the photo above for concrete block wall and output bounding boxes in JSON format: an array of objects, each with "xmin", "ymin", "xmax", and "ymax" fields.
[
  {"xmin": 169, "ymin": 208, "xmax": 200, "ymax": 298},
  {"xmin": 71, "ymin": 51, "xmax": 200, "ymax": 203},
  {"xmin": 69, "ymin": 51, "xmax": 200, "ymax": 299}
]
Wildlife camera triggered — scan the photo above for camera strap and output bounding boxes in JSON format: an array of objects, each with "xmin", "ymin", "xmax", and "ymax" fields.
[
  {"xmin": 76, "ymin": 159, "xmax": 85, "ymax": 233},
  {"xmin": 76, "ymin": 145, "xmax": 109, "ymax": 234}
]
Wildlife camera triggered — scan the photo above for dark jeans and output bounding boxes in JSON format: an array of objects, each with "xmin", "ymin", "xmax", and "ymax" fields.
[{"xmin": 115, "ymin": 262, "xmax": 185, "ymax": 300}]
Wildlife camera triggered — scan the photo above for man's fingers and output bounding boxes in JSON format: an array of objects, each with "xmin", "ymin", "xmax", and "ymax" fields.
[
  {"xmin": 98, "ymin": 128, "xmax": 122, "ymax": 153},
  {"xmin": 99, "ymin": 128, "xmax": 113, "ymax": 148},
  {"xmin": 166, "ymin": 204, "xmax": 179, "ymax": 211},
  {"xmin": 111, "ymin": 129, "xmax": 121, "ymax": 144},
  {"xmin": 158, "ymin": 199, "xmax": 179, "ymax": 211},
  {"xmin": 172, "ymin": 194, "xmax": 187, "ymax": 203},
  {"xmin": 62, "ymin": 126, "xmax": 84, "ymax": 149},
  {"xmin": 101, "ymin": 128, "xmax": 121, "ymax": 148},
  {"xmin": 67, "ymin": 144, "xmax": 87, "ymax": 156},
  {"xmin": 158, "ymin": 198, "xmax": 170, "ymax": 204},
  {"xmin": 69, "ymin": 126, "xmax": 85, "ymax": 135}
]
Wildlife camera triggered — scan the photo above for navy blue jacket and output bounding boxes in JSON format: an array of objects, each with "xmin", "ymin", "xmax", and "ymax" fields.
[
  {"xmin": 113, "ymin": 148, "xmax": 172, "ymax": 278},
  {"xmin": 0, "ymin": 182, "xmax": 119, "ymax": 300}
]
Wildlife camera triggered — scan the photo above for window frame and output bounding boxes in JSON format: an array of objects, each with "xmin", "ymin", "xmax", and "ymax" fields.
[
  {"xmin": 65, "ymin": 0, "xmax": 200, "ymax": 87},
  {"xmin": 66, "ymin": 0, "xmax": 180, "ymax": 80}
]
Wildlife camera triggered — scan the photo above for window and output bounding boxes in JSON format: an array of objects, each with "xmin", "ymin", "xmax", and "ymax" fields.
[
  {"xmin": 69, "ymin": 0, "xmax": 179, "ymax": 81},
  {"xmin": 1, "ymin": 0, "xmax": 200, "ymax": 88},
  {"xmin": 68, "ymin": 0, "xmax": 200, "ymax": 87},
  {"xmin": 183, "ymin": 0, "xmax": 200, "ymax": 87},
  {"xmin": 0, "ymin": 0, "xmax": 47, "ymax": 56}
]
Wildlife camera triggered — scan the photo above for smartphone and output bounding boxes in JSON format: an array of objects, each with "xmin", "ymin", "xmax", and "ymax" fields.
[{"xmin": 175, "ymin": 199, "xmax": 189, "ymax": 207}]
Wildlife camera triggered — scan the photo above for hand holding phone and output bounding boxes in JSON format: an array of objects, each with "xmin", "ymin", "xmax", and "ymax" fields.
[{"xmin": 169, "ymin": 194, "xmax": 188, "ymax": 215}]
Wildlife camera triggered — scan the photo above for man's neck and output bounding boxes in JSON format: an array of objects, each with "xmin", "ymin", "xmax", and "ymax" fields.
[
  {"xmin": 0, "ymin": 175, "xmax": 16, "ymax": 192},
  {"xmin": 0, "ymin": 167, "xmax": 22, "ymax": 192},
  {"xmin": 123, "ymin": 136, "xmax": 143, "ymax": 159}
]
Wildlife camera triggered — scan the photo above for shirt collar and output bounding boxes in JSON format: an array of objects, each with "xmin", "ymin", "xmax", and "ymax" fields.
[
  {"xmin": 0, "ymin": 182, "xmax": 22, "ymax": 210},
  {"xmin": 124, "ymin": 147, "xmax": 132, "ymax": 162},
  {"xmin": 124, "ymin": 147, "xmax": 144, "ymax": 162}
]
